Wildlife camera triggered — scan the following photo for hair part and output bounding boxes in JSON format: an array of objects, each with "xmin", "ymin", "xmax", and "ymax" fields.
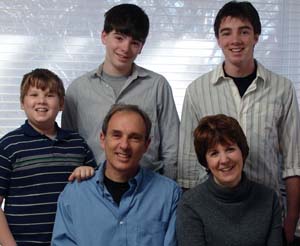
[
  {"xmin": 194, "ymin": 114, "xmax": 249, "ymax": 169},
  {"xmin": 102, "ymin": 104, "xmax": 152, "ymax": 141},
  {"xmin": 214, "ymin": 1, "xmax": 261, "ymax": 38},
  {"xmin": 103, "ymin": 3, "xmax": 149, "ymax": 43},
  {"xmin": 20, "ymin": 68, "xmax": 65, "ymax": 103}
]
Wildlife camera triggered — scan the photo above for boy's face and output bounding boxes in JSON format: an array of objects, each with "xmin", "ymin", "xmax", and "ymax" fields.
[
  {"xmin": 217, "ymin": 16, "xmax": 259, "ymax": 69},
  {"xmin": 21, "ymin": 86, "xmax": 63, "ymax": 133},
  {"xmin": 101, "ymin": 30, "xmax": 144, "ymax": 76}
]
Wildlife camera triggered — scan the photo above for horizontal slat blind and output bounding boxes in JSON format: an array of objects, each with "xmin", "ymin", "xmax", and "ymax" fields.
[{"xmin": 0, "ymin": 0, "xmax": 300, "ymax": 136}]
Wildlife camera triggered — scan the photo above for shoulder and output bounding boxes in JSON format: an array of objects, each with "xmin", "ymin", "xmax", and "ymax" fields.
[
  {"xmin": 143, "ymin": 168, "xmax": 181, "ymax": 194},
  {"xmin": 249, "ymin": 179, "xmax": 278, "ymax": 201},
  {"xmin": 0, "ymin": 125, "xmax": 25, "ymax": 146},
  {"xmin": 181, "ymin": 182, "xmax": 207, "ymax": 204},
  {"xmin": 186, "ymin": 66, "xmax": 220, "ymax": 95},
  {"xmin": 257, "ymin": 62, "xmax": 293, "ymax": 86},
  {"xmin": 135, "ymin": 64, "xmax": 170, "ymax": 85},
  {"xmin": 67, "ymin": 69, "xmax": 98, "ymax": 90}
]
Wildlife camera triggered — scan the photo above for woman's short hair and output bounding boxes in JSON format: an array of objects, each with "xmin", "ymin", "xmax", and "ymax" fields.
[{"xmin": 194, "ymin": 114, "xmax": 249, "ymax": 169}]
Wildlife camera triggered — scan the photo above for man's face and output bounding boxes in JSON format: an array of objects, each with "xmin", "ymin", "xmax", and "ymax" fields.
[
  {"xmin": 100, "ymin": 111, "xmax": 150, "ymax": 181},
  {"xmin": 217, "ymin": 17, "xmax": 259, "ymax": 69},
  {"xmin": 101, "ymin": 30, "xmax": 144, "ymax": 76}
]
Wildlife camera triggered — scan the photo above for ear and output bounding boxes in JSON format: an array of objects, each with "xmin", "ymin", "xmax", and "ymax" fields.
[
  {"xmin": 254, "ymin": 34, "xmax": 259, "ymax": 46},
  {"xmin": 20, "ymin": 101, "xmax": 24, "ymax": 110},
  {"xmin": 59, "ymin": 98, "xmax": 64, "ymax": 111},
  {"xmin": 101, "ymin": 31, "xmax": 108, "ymax": 45},
  {"xmin": 100, "ymin": 131, "xmax": 106, "ymax": 150},
  {"xmin": 138, "ymin": 43, "xmax": 144, "ymax": 54},
  {"xmin": 143, "ymin": 138, "xmax": 151, "ymax": 153}
]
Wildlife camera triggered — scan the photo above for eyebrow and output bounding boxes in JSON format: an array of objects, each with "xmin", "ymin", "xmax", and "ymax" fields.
[{"xmin": 219, "ymin": 25, "xmax": 252, "ymax": 33}]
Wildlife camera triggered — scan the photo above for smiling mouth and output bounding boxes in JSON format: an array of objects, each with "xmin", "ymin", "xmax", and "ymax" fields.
[
  {"xmin": 116, "ymin": 152, "xmax": 131, "ymax": 160},
  {"xmin": 219, "ymin": 166, "xmax": 235, "ymax": 172},
  {"xmin": 35, "ymin": 108, "xmax": 48, "ymax": 112}
]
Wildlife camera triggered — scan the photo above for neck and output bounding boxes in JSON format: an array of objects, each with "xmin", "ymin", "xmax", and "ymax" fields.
[
  {"xmin": 104, "ymin": 164, "xmax": 138, "ymax": 183},
  {"xmin": 224, "ymin": 59, "xmax": 256, "ymax": 77},
  {"xmin": 28, "ymin": 121, "xmax": 57, "ymax": 138},
  {"xmin": 102, "ymin": 62, "xmax": 133, "ymax": 77}
]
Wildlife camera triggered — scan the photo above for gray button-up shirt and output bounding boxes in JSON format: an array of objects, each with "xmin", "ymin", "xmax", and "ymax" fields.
[{"xmin": 62, "ymin": 63, "xmax": 179, "ymax": 179}]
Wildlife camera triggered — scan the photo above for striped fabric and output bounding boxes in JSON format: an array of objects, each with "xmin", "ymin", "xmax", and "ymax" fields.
[
  {"xmin": 0, "ymin": 120, "xmax": 96, "ymax": 246},
  {"xmin": 177, "ymin": 61, "xmax": 300, "ymax": 201}
]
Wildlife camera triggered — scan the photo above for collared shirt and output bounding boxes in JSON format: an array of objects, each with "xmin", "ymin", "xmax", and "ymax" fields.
[
  {"xmin": 51, "ymin": 163, "xmax": 181, "ymax": 246},
  {"xmin": 0, "ymin": 120, "xmax": 96, "ymax": 246},
  {"xmin": 177, "ymin": 61, "xmax": 300, "ymax": 196},
  {"xmin": 62, "ymin": 63, "xmax": 179, "ymax": 179}
]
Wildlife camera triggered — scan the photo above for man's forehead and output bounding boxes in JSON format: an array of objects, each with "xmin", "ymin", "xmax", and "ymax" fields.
[{"xmin": 107, "ymin": 111, "xmax": 146, "ymax": 132}]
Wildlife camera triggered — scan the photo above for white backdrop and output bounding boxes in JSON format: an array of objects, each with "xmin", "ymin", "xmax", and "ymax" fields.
[{"xmin": 0, "ymin": 0, "xmax": 300, "ymax": 136}]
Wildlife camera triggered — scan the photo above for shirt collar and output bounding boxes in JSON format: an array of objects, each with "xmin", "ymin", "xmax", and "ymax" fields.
[
  {"xmin": 94, "ymin": 63, "xmax": 148, "ymax": 81},
  {"xmin": 21, "ymin": 120, "xmax": 71, "ymax": 140},
  {"xmin": 96, "ymin": 161, "xmax": 144, "ymax": 188},
  {"xmin": 212, "ymin": 60, "xmax": 265, "ymax": 85}
]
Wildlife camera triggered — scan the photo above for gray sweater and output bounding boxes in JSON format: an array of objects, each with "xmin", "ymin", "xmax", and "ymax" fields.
[{"xmin": 176, "ymin": 173, "xmax": 282, "ymax": 246}]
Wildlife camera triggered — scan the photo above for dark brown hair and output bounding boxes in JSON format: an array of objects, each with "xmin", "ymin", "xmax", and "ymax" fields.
[
  {"xmin": 194, "ymin": 114, "xmax": 249, "ymax": 168},
  {"xmin": 102, "ymin": 104, "xmax": 152, "ymax": 141}
]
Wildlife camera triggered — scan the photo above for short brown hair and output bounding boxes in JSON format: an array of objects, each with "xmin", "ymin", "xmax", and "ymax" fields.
[
  {"xmin": 102, "ymin": 104, "xmax": 152, "ymax": 141},
  {"xmin": 20, "ymin": 68, "xmax": 65, "ymax": 103},
  {"xmin": 194, "ymin": 114, "xmax": 249, "ymax": 169}
]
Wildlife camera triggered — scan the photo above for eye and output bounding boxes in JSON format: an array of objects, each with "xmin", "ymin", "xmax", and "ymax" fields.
[
  {"xmin": 208, "ymin": 150, "xmax": 218, "ymax": 157},
  {"xmin": 28, "ymin": 93, "xmax": 38, "ymax": 97},
  {"xmin": 47, "ymin": 93, "xmax": 55, "ymax": 97},
  {"xmin": 130, "ymin": 134, "xmax": 143, "ymax": 142}
]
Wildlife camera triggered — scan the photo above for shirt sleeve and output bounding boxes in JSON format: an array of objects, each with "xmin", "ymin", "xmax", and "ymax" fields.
[
  {"xmin": 0, "ymin": 146, "xmax": 12, "ymax": 197},
  {"xmin": 280, "ymin": 81, "xmax": 300, "ymax": 178},
  {"xmin": 177, "ymin": 88, "xmax": 208, "ymax": 188},
  {"xmin": 82, "ymin": 139, "xmax": 97, "ymax": 167},
  {"xmin": 267, "ymin": 192, "xmax": 283, "ymax": 246},
  {"xmin": 62, "ymin": 83, "xmax": 78, "ymax": 131},
  {"xmin": 51, "ymin": 188, "xmax": 77, "ymax": 246},
  {"xmin": 164, "ymin": 185, "xmax": 181, "ymax": 246},
  {"xmin": 176, "ymin": 196, "xmax": 206, "ymax": 246},
  {"xmin": 158, "ymin": 78, "xmax": 180, "ymax": 180},
  {"xmin": 142, "ymin": 76, "xmax": 180, "ymax": 180}
]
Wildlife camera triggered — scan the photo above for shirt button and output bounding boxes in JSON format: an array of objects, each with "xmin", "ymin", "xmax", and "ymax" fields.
[{"xmin": 119, "ymin": 221, "xmax": 124, "ymax": 225}]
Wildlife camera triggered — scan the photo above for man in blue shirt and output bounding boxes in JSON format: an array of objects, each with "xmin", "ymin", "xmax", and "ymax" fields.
[{"xmin": 52, "ymin": 104, "xmax": 181, "ymax": 246}]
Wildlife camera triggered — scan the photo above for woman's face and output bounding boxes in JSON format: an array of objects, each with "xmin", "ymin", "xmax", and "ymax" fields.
[{"xmin": 205, "ymin": 142, "xmax": 243, "ymax": 188}]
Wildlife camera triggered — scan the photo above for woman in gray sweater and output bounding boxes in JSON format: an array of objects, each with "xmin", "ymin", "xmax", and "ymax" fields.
[{"xmin": 176, "ymin": 114, "xmax": 282, "ymax": 246}]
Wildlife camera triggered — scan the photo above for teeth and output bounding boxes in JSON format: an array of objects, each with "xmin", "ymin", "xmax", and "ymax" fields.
[
  {"xmin": 36, "ymin": 108, "xmax": 47, "ymax": 112},
  {"xmin": 231, "ymin": 48, "xmax": 242, "ymax": 52},
  {"xmin": 220, "ymin": 166, "xmax": 233, "ymax": 172}
]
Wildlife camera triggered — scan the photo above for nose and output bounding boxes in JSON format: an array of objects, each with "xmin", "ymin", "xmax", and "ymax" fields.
[
  {"xmin": 37, "ymin": 95, "xmax": 46, "ymax": 104},
  {"xmin": 119, "ymin": 137, "xmax": 129, "ymax": 150},
  {"xmin": 121, "ymin": 39, "xmax": 131, "ymax": 52},
  {"xmin": 219, "ymin": 152, "xmax": 229, "ymax": 164},
  {"xmin": 231, "ymin": 32, "xmax": 242, "ymax": 44}
]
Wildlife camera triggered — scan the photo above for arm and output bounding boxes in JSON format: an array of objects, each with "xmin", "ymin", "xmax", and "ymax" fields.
[
  {"xmin": 61, "ymin": 83, "xmax": 78, "ymax": 131},
  {"xmin": 279, "ymin": 82, "xmax": 300, "ymax": 242},
  {"xmin": 176, "ymin": 197, "xmax": 206, "ymax": 246},
  {"xmin": 177, "ymin": 89, "xmax": 207, "ymax": 188},
  {"xmin": 51, "ymin": 191, "xmax": 77, "ymax": 246},
  {"xmin": 164, "ymin": 186, "xmax": 181, "ymax": 246},
  {"xmin": 0, "ymin": 196, "xmax": 16, "ymax": 246},
  {"xmin": 157, "ymin": 79, "xmax": 180, "ymax": 180},
  {"xmin": 284, "ymin": 177, "xmax": 300, "ymax": 243},
  {"xmin": 267, "ymin": 192, "xmax": 283, "ymax": 246},
  {"xmin": 68, "ymin": 136, "xmax": 97, "ymax": 182}
]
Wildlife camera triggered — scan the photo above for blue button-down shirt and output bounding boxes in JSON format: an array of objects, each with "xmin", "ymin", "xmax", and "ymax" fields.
[{"xmin": 51, "ymin": 163, "xmax": 181, "ymax": 246}]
